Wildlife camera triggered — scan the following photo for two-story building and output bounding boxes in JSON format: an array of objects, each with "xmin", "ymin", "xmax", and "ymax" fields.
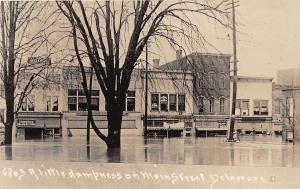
[
  {"xmin": 159, "ymin": 51, "xmax": 231, "ymax": 136},
  {"xmin": 232, "ymin": 76, "xmax": 277, "ymax": 134},
  {"xmin": 13, "ymin": 58, "xmax": 193, "ymax": 139}
]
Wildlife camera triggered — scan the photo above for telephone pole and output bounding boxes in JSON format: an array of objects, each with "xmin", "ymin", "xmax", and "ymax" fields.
[
  {"xmin": 143, "ymin": 42, "xmax": 149, "ymax": 137},
  {"xmin": 227, "ymin": 0, "xmax": 238, "ymax": 141}
]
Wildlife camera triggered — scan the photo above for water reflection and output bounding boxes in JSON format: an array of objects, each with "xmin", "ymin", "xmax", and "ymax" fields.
[{"xmin": 1, "ymin": 135, "xmax": 300, "ymax": 167}]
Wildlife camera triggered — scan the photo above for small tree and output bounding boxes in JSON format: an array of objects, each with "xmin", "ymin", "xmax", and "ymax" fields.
[
  {"xmin": 57, "ymin": 0, "xmax": 228, "ymax": 148},
  {"xmin": 0, "ymin": 1, "xmax": 61, "ymax": 144}
]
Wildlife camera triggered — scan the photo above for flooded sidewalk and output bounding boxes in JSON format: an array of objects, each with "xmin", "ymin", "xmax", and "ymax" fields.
[{"xmin": 0, "ymin": 135, "xmax": 299, "ymax": 167}]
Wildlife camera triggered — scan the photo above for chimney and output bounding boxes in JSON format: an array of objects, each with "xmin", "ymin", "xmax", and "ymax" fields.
[
  {"xmin": 152, "ymin": 59, "xmax": 160, "ymax": 68},
  {"xmin": 176, "ymin": 49, "xmax": 182, "ymax": 60}
]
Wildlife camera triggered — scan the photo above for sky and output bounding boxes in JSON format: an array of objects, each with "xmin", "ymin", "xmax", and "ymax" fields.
[
  {"xmin": 215, "ymin": 0, "xmax": 300, "ymax": 80},
  {"xmin": 153, "ymin": 0, "xmax": 300, "ymax": 82}
]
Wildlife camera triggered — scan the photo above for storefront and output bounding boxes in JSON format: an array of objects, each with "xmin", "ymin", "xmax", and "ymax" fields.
[{"xmin": 16, "ymin": 112, "xmax": 62, "ymax": 139}]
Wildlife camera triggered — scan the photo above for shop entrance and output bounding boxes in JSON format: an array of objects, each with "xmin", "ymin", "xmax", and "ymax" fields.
[{"xmin": 25, "ymin": 128, "xmax": 42, "ymax": 139}]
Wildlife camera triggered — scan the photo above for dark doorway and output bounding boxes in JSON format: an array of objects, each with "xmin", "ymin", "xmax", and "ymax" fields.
[{"xmin": 25, "ymin": 128, "xmax": 42, "ymax": 139}]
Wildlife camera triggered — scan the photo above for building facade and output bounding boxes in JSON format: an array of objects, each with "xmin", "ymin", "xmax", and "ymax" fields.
[
  {"xmin": 11, "ymin": 61, "xmax": 193, "ymax": 139},
  {"xmin": 232, "ymin": 76, "xmax": 279, "ymax": 134},
  {"xmin": 159, "ymin": 51, "xmax": 231, "ymax": 136}
]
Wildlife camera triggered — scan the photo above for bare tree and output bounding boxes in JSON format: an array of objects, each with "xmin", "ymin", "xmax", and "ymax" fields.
[
  {"xmin": 57, "ymin": 0, "xmax": 228, "ymax": 148},
  {"xmin": 0, "ymin": 1, "xmax": 61, "ymax": 144}
]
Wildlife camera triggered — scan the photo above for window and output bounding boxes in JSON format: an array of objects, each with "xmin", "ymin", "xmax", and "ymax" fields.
[
  {"xmin": 21, "ymin": 95, "xmax": 35, "ymax": 111},
  {"xmin": 236, "ymin": 99, "xmax": 249, "ymax": 116},
  {"xmin": 208, "ymin": 72, "xmax": 215, "ymax": 89},
  {"xmin": 219, "ymin": 74, "xmax": 225, "ymax": 89},
  {"xmin": 68, "ymin": 89, "xmax": 99, "ymax": 111},
  {"xmin": 68, "ymin": 89, "xmax": 77, "ymax": 111},
  {"xmin": 198, "ymin": 96, "xmax": 204, "ymax": 113},
  {"xmin": 274, "ymin": 99, "xmax": 281, "ymax": 114},
  {"xmin": 52, "ymin": 96, "xmax": 59, "ymax": 111},
  {"xmin": 160, "ymin": 94, "xmax": 168, "ymax": 112},
  {"xmin": 151, "ymin": 94, "xmax": 159, "ymax": 111},
  {"xmin": 45, "ymin": 96, "xmax": 58, "ymax": 111},
  {"xmin": 253, "ymin": 100, "xmax": 268, "ymax": 115},
  {"xmin": 209, "ymin": 97, "xmax": 214, "ymax": 113},
  {"xmin": 0, "ymin": 84, "xmax": 4, "ymax": 98},
  {"xmin": 169, "ymin": 94, "xmax": 177, "ymax": 111},
  {"xmin": 178, "ymin": 94, "xmax": 185, "ymax": 112},
  {"xmin": 220, "ymin": 98, "xmax": 225, "ymax": 113},
  {"xmin": 198, "ymin": 73, "xmax": 205, "ymax": 88},
  {"xmin": 126, "ymin": 91, "xmax": 135, "ymax": 111}
]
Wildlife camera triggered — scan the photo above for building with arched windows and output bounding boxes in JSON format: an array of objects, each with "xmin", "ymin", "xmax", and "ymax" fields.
[{"xmin": 159, "ymin": 51, "xmax": 231, "ymax": 136}]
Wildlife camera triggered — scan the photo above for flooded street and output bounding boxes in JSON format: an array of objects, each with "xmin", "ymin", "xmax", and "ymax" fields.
[{"xmin": 0, "ymin": 135, "xmax": 299, "ymax": 167}]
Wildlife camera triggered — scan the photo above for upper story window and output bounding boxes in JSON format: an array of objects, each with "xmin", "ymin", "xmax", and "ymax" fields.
[
  {"xmin": 151, "ymin": 93, "xmax": 185, "ymax": 112},
  {"xmin": 219, "ymin": 74, "xmax": 226, "ymax": 89},
  {"xmin": 68, "ymin": 89, "xmax": 99, "ymax": 111},
  {"xmin": 169, "ymin": 94, "xmax": 177, "ymax": 111},
  {"xmin": 160, "ymin": 94, "xmax": 168, "ymax": 112},
  {"xmin": 21, "ymin": 95, "xmax": 35, "ymax": 111},
  {"xmin": 198, "ymin": 96, "xmax": 204, "ymax": 113},
  {"xmin": 178, "ymin": 94, "xmax": 186, "ymax": 112},
  {"xmin": 151, "ymin": 94, "xmax": 159, "ymax": 111},
  {"xmin": 236, "ymin": 99, "xmax": 249, "ymax": 116},
  {"xmin": 274, "ymin": 99, "xmax": 281, "ymax": 114},
  {"xmin": 220, "ymin": 98, "xmax": 225, "ymax": 113},
  {"xmin": 45, "ymin": 96, "xmax": 59, "ymax": 111},
  {"xmin": 126, "ymin": 91, "xmax": 135, "ymax": 112},
  {"xmin": 209, "ymin": 97, "xmax": 214, "ymax": 113},
  {"xmin": 253, "ymin": 100, "xmax": 268, "ymax": 115},
  {"xmin": 198, "ymin": 73, "xmax": 205, "ymax": 88},
  {"xmin": 208, "ymin": 72, "xmax": 215, "ymax": 89},
  {"xmin": 0, "ymin": 84, "xmax": 4, "ymax": 98}
]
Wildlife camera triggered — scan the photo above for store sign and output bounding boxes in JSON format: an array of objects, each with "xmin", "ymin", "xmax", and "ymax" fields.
[{"xmin": 17, "ymin": 120, "xmax": 36, "ymax": 127}]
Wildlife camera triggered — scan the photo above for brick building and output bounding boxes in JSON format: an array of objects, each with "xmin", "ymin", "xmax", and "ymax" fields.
[{"xmin": 159, "ymin": 51, "xmax": 231, "ymax": 136}]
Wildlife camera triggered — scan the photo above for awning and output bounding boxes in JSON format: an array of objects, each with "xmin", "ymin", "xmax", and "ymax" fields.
[{"xmin": 163, "ymin": 122, "xmax": 184, "ymax": 130}]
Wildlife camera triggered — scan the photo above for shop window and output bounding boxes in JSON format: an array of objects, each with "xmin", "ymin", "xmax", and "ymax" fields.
[
  {"xmin": 253, "ymin": 100, "xmax": 268, "ymax": 115},
  {"xmin": 160, "ymin": 94, "xmax": 168, "ymax": 112},
  {"xmin": 151, "ymin": 94, "xmax": 159, "ymax": 111},
  {"xmin": 209, "ymin": 97, "xmax": 214, "ymax": 113},
  {"xmin": 220, "ymin": 98, "xmax": 225, "ymax": 113},
  {"xmin": 169, "ymin": 94, "xmax": 177, "ymax": 111},
  {"xmin": 126, "ymin": 91, "xmax": 135, "ymax": 111},
  {"xmin": 178, "ymin": 94, "xmax": 185, "ymax": 112}
]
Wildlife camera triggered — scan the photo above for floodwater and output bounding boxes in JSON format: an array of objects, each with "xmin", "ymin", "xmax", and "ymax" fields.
[{"xmin": 1, "ymin": 135, "xmax": 300, "ymax": 167}]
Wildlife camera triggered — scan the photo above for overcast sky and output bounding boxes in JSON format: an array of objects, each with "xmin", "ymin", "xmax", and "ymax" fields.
[
  {"xmin": 217, "ymin": 0, "xmax": 300, "ymax": 80},
  {"xmin": 154, "ymin": 0, "xmax": 300, "ymax": 81}
]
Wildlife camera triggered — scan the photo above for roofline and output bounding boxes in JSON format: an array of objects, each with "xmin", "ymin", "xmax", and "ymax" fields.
[{"xmin": 231, "ymin": 75, "xmax": 273, "ymax": 80}]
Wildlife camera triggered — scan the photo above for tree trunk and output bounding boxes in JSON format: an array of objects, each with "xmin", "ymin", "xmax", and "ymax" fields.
[
  {"xmin": 106, "ymin": 102, "xmax": 123, "ymax": 148},
  {"xmin": 4, "ymin": 95, "xmax": 14, "ymax": 145}
]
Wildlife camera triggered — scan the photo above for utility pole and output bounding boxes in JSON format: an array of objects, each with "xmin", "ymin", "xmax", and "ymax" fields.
[
  {"xmin": 87, "ymin": 66, "xmax": 93, "ymax": 145},
  {"xmin": 143, "ymin": 42, "xmax": 149, "ymax": 137},
  {"xmin": 227, "ymin": 0, "xmax": 238, "ymax": 141}
]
